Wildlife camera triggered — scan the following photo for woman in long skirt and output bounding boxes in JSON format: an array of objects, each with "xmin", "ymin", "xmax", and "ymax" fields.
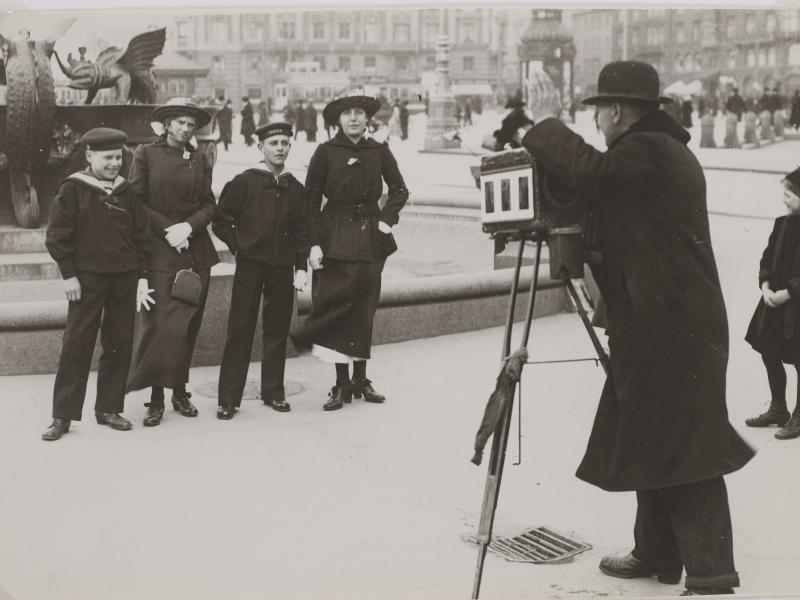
[
  {"xmin": 294, "ymin": 92, "xmax": 409, "ymax": 411},
  {"xmin": 127, "ymin": 98, "xmax": 220, "ymax": 426}
]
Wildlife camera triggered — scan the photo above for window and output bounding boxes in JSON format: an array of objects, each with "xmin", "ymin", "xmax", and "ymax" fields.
[
  {"xmin": 767, "ymin": 14, "xmax": 777, "ymax": 35},
  {"xmin": 424, "ymin": 22, "xmax": 438, "ymax": 45},
  {"xmin": 339, "ymin": 55, "xmax": 350, "ymax": 71},
  {"xmin": 247, "ymin": 87, "xmax": 262, "ymax": 100},
  {"xmin": 167, "ymin": 79, "xmax": 188, "ymax": 96},
  {"xmin": 244, "ymin": 18, "xmax": 262, "ymax": 42},
  {"xmin": 675, "ymin": 23, "xmax": 685, "ymax": 43},
  {"xmin": 339, "ymin": 21, "xmax": 351, "ymax": 41},
  {"xmin": 746, "ymin": 49, "xmax": 756, "ymax": 67},
  {"xmin": 364, "ymin": 22, "xmax": 379, "ymax": 43},
  {"xmin": 393, "ymin": 23, "xmax": 411, "ymax": 44},
  {"xmin": 728, "ymin": 49, "xmax": 738, "ymax": 69},
  {"xmin": 782, "ymin": 9, "xmax": 800, "ymax": 34},
  {"xmin": 396, "ymin": 55, "xmax": 408, "ymax": 71},
  {"xmin": 745, "ymin": 15, "xmax": 755, "ymax": 35},
  {"xmin": 176, "ymin": 21, "xmax": 189, "ymax": 46},
  {"xmin": 790, "ymin": 43, "xmax": 800, "ymax": 66},
  {"xmin": 212, "ymin": 55, "xmax": 225, "ymax": 74},
  {"xmin": 463, "ymin": 56, "xmax": 474, "ymax": 71},
  {"xmin": 313, "ymin": 55, "xmax": 326, "ymax": 70},
  {"xmin": 692, "ymin": 20, "xmax": 700, "ymax": 42},
  {"xmin": 313, "ymin": 21, "xmax": 325, "ymax": 40},
  {"xmin": 768, "ymin": 47, "xmax": 777, "ymax": 66},
  {"xmin": 211, "ymin": 17, "xmax": 229, "ymax": 43},
  {"xmin": 246, "ymin": 54, "xmax": 260, "ymax": 74},
  {"xmin": 426, "ymin": 54, "xmax": 435, "ymax": 69},
  {"xmin": 726, "ymin": 16, "xmax": 736, "ymax": 38},
  {"xmin": 279, "ymin": 21, "xmax": 295, "ymax": 40},
  {"xmin": 459, "ymin": 19, "xmax": 476, "ymax": 43},
  {"xmin": 758, "ymin": 49, "xmax": 766, "ymax": 66},
  {"xmin": 364, "ymin": 55, "xmax": 376, "ymax": 68}
]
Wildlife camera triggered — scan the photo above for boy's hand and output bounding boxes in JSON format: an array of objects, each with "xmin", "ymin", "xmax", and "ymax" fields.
[
  {"xmin": 772, "ymin": 289, "xmax": 791, "ymax": 307},
  {"xmin": 294, "ymin": 270, "xmax": 307, "ymax": 291},
  {"xmin": 309, "ymin": 246, "xmax": 324, "ymax": 270},
  {"xmin": 136, "ymin": 278, "xmax": 156, "ymax": 312},
  {"xmin": 165, "ymin": 222, "xmax": 192, "ymax": 248},
  {"xmin": 63, "ymin": 277, "xmax": 81, "ymax": 302},
  {"xmin": 763, "ymin": 286, "xmax": 778, "ymax": 308}
]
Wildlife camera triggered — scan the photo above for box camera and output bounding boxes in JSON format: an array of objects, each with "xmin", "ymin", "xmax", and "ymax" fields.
[{"xmin": 476, "ymin": 148, "xmax": 592, "ymax": 280}]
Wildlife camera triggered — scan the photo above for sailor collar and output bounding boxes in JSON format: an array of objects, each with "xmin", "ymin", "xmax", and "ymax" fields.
[{"xmin": 67, "ymin": 170, "xmax": 127, "ymax": 195}]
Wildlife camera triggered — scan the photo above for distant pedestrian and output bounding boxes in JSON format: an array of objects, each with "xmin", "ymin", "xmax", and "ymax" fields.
[
  {"xmin": 790, "ymin": 90, "xmax": 800, "ymax": 130},
  {"xmin": 399, "ymin": 100, "xmax": 409, "ymax": 140},
  {"xmin": 240, "ymin": 97, "xmax": 256, "ymax": 146},
  {"xmin": 681, "ymin": 96, "xmax": 693, "ymax": 128},
  {"xmin": 463, "ymin": 97, "xmax": 473, "ymax": 125},
  {"xmin": 387, "ymin": 99, "xmax": 402, "ymax": 141},
  {"xmin": 304, "ymin": 101, "xmax": 318, "ymax": 142},
  {"xmin": 295, "ymin": 99, "xmax": 306, "ymax": 140},
  {"xmin": 726, "ymin": 87, "xmax": 745, "ymax": 122},
  {"xmin": 213, "ymin": 99, "xmax": 233, "ymax": 151},
  {"xmin": 258, "ymin": 100, "xmax": 269, "ymax": 127},
  {"xmin": 744, "ymin": 167, "xmax": 800, "ymax": 441}
]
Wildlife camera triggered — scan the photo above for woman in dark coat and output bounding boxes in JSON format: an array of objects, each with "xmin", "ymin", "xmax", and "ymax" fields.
[
  {"xmin": 127, "ymin": 98, "xmax": 220, "ymax": 426},
  {"xmin": 240, "ymin": 97, "xmax": 256, "ymax": 146},
  {"xmin": 294, "ymin": 93, "xmax": 409, "ymax": 411},
  {"xmin": 744, "ymin": 170, "xmax": 800, "ymax": 440},
  {"xmin": 213, "ymin": 99, "xmax": 233, "ymax": 151}
]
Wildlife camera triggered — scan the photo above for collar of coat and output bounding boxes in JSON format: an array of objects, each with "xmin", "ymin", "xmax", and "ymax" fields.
[
  {"xmin": 328, "ymin": 130, "xmax": 384, "ymax": 149},
  {"xmin": 609, "ymin": 109, "xmax": 691, "ymax": 150},
  {"xmin": 153, "ymin": 134, "xmax": 199, "ymax": 152},
  {"xmin": 245, "ymin": 162, "xmax": 294, "ymax": 187},
  {"xmin": 67, "ymin": 169, "xmax": 128, "ymax": 195}
]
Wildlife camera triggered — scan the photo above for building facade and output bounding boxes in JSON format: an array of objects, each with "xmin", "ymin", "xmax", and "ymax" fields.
[{"xmin": 166, "ymin": 9, "xmax": 535, "ymax": 110}]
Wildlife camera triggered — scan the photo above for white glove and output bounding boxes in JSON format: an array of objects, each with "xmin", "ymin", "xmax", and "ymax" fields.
[
  {"xmin": 164, "ymin": 222, "xmax": 192, "ymax": 248},
  {"xmin": 378, "ymin": 221, "xmax": 392, "ymax": 234},
  {"xmin": 175, "ymin": 239, "xmax": 190, "ymax": 254},
  {"xmin": 136, "ymin": 278, "xmax": 156, "ymax": 312},
  {"xmin": 294, "ymin": 270, "xmax": 307, "ymax": 291},
  {"xmin": 309, "ymin": 245, "xmax": 324, "ymax": 270}
]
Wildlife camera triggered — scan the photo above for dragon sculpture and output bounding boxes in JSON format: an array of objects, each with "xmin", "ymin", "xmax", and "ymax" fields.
[
  {"xmin": 0, "ymin": 30, "xmax": 57, "ymax": 228},
  {"xmin": 53, "ymin": 27, "xmax": 166, "ymax": 104}
]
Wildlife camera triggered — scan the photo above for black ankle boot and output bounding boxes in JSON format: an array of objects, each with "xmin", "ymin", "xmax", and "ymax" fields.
[
  {"xmin": 775, "ymin": 411, "xmax": 800, "ymax": 440},
  {"xmin": 171, "ymin": 391, "xmax": 198, "ymax": 417},
  {"xmin": 42, "ymin": 418, "xmax": 71, "ymax": 441},
  {"xmin": 143, "ymin": 401, "xmax": 165, "ymax": 427},
  {"xmin": 352, "ymin": 378, "xmax": 386, "ymax": 404},
  {"xmin": 323, "ymin": 384, "xmax": 352, "ymax": 411},
  {"xmin": 745, "ymin": 406, "xmax": 790, "ymax": 427}
]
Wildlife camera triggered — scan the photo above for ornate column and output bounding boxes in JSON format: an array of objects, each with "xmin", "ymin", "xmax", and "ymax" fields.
[{"xmin": 423, "ymin": 34, "xmax": 461, "ymax": 150}]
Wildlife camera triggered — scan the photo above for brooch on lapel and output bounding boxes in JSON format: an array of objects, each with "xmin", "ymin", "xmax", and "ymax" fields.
[
  {"xmin": 182, "ymin": 150, "xmax": 191, "ymax": 160},
  {"xmin": 347, "ymin": 157, "xmax": 361, "ymax": 166}
]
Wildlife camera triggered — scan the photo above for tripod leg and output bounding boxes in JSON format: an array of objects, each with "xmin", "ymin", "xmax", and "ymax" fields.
[
  {"xmin": 502, "ymin": 234, "xmax": 527, "ymax": 359},
  {"xmin": 565, "ymin": 279, "xmax": 610, "ymax": 374},
  {"xmin": 472, "ymin": 378, "xmax": 518, "ymax": 599},
  {"xmin": 521, "ymin": 238, "xmax": 543, "ymax": 349}
]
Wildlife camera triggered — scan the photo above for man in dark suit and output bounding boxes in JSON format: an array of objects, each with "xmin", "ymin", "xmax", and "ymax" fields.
[{"xmin": 499, "ymin": 61, "xmax": 754, "ymax": 595}]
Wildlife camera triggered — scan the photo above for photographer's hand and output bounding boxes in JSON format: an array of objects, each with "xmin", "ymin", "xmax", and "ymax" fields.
[{"xmin": 526, "ymin": 70, "xmax": 563, "ymax": 124}]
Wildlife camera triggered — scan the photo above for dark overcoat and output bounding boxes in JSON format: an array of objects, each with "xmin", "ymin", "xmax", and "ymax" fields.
[
  {"xmin": 305, "ymin": 131, "xmax": 408, "ymax": 263},
  {"xmin": 522, "ymin": 111, "xmax": 754, "ymax": 491},
  {"xmin": 745, "ymin": 215, "xmax": 800, "ymax": 363},
  {"xmin": 240, "ymin": 102, "xmax": 256, "ymax": 140}
]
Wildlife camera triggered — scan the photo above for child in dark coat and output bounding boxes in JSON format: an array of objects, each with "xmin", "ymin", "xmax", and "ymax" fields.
[
  {"xmin": 43, "ymin": 128, "xmax": 154, "ymax": 441},
  {"xmin": 745, "ymin": 166, "xmax": 800, "ymax": 440}
]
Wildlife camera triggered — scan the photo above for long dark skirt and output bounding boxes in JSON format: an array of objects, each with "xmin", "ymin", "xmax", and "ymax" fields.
[
  {"xmin": 295, "ymin": 258, "xmax": 384, "ymax": 359},
  {"xmin": 127, "ymin": 269, "xmax": 211, "ymax": 391}
]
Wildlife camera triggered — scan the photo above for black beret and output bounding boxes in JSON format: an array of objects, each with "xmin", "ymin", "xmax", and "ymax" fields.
[
  {"xmin": 256, "ymin": 122, "xmax": 293, "ymax": 141},
  {"xmin": 81, "ymin": 127, "xmax": 127, "ymax": 151}
]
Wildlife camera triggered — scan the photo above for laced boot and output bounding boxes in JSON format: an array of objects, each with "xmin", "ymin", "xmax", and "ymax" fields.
[
  {"xmin": 42, "ymin": 418, "xmax": 71, "ymax": 441},
  {"xmin": 775, "ymin": 410, "xmax": 800, "ymax": 440},
  {"xmin": 323, "ymin": 383, "xmax": 352, "ymax": 411},
  {"xmin": 143, "ymin": 401, "xmax": 165, "ymax": 427},
  {"xmin": 351, "ymin": 378, "xmax": 386, "ymax": 404},
  {"xmin": 95, "ymin": 412, "xmax": 132, "ymax": 430},
  {"xmin": 745, "ymin": 405, "xmax": 790, "ymax": 427},
  {"xmin": 171, "ymin": 391, "xmax": 198, "ymax": 417},
  {"xmin": 599, "ymin": 552, "xmax": 682, "ymax": 584}
]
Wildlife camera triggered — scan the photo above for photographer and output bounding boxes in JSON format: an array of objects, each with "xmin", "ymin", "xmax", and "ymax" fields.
[{"xmin": 498, "ymin": 61, "xmax": 755, "ymax": 595}]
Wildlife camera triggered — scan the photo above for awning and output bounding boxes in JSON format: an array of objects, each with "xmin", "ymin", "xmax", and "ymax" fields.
[{"xmin": 450, "ymin": 83, "xmax": 494, "ymax": 96}]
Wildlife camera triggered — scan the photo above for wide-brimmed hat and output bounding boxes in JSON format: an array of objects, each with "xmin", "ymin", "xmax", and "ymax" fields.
[
  {"xmin": 322, "ymin": 91, "xmax": 380, "ymax": 125},
  {"xmin": 151, "ymin": 97, "xmax": 211, "ymax": 129},
  {"xmin": 582, "ymin": 61, "xmax": 672, "ymax": 105},
  {"xmin": 784, "ymin": 166, "xmax": 800, "ymax": 195}
]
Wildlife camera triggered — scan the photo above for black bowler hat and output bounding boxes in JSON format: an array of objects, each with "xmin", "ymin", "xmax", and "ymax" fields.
[
  {"xmin": 582, "ymin": 60, "xmax": 672, "ymax": 105},
  {"xmin": 151, "ymin": 97, "xmax": 211, "ymax": 129},
  {"xmin": 256, "ymin": 122, "xmax": 293, "ymax": 141},
  {"xmin": 322, "ymin": 91, "xmax": 380, "ymax": 125},
  {"xmin": 784, "ymin": 166, "xmax": 800, "ymax": 194},
  {"xmin": 81, "ymin": 127, "xmax": 127, "ymax": 151},
  {"xmin": 505, "ymin": 90, "xmax": 525, "ymax": 109}
]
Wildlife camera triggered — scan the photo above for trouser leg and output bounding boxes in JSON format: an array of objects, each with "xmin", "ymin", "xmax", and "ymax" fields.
[
  {"xmin": 218, "ymin": 259, "xmax": 264, "ymax": 408},
  {"xmin": 662, "ymin": 477, "xmax": 739, "ymax": 590},
  {"xmin": 260, "ymin": 266, "xmax": 294, "ymax": 402},
  {"xmin": 52, "ymin": 273, "xmax": 106, "ymax": 421},
  {"xmin": 632, "ymin": 489, "xmax": 683, "ymax": 572},
  {"xmin": 95, "ymin": 272, "xmax": 138, "ymax": 414}
]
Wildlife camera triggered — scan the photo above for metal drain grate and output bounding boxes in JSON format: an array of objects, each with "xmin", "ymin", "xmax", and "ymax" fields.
[{"xmin": 467, "ymin": 527, "xmax": 591, "ymax": 564}]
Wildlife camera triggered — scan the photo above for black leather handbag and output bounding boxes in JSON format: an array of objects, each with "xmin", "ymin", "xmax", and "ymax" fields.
[{"xmin": 171, "ymin": 268, "xmax": 202, "ymax": 305}]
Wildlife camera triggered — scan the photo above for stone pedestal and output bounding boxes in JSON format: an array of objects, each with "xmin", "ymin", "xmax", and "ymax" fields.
[
  {"xmin": 699, "ymin": 114, "xmax": 716, "ymax": 148},
  {"xmin": 743, "ymin": 111, "xmax": 759, "ymax": 146},
  {"xmin": 423, "ymin": 36, "xmax": 460, "ymax": 151},
  {"xmin": 723, "ymin": 113, "xmax": 741, "ymax": 148},
  {"xmin": 759, "ymin": 110, "xmax": 775, "ymax": 142}
]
